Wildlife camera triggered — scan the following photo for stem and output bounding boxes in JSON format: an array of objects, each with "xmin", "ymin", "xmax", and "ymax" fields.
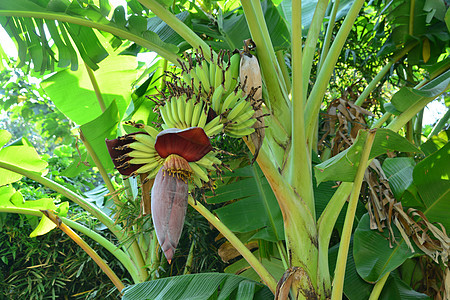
[
  {"xmin": 60, "ymin": 217, "xmax": 142, "ymax": 283},
  {"xmin": 302, "ymin": 0, "xmax": 329, "ymax": 103},
  {"xmin": 42, "ymin": 210, "xmax": 125, "ymax": 292},
  {"xmin": 288, "ymin": 0, "xmax": 315, "ymax": 215},
  {"xmin": 241, "ymin": 0, "xmax": 291, "ymax": 133},
  {"xmin": 276, "ymin": 50, "xmax": 291, "ymax": 94},
  {"xmin": 85, "ymin": 64, "xmax": 107, "ymax": 112},
  {"xmin": 318, "ymin": 0, "xmax": 340, "ymax": 72},
  {"xmin": 372, "ymin": 112, "xmax": 392, "ymax": 129},
  {"xmin": 368, "ymin": 271, "xmax": 390, "ymax": 300},
  {"xmin": 354, "ymin": 42, "xmax": 418, "ymax": 106},
  {"xmin": 0, "ymin": 207, "xmax": 42, "ymax": 217},
  {"xmin": 129, "ymin": 235, "xmax": 149, "ymax": 280},
  {"xmin": 0, "ymin": 11, "xmax": 180, "ymax": 66},
  {"xmin": 428, "ymin": 107, "xmax": 450, "ymax": 138},
  {"xmin": 137, "ymin": 0, "xmax": 213, "ymax": 61},
  {"xmin": 183, "ymin": 238, "xmax": 195, "ymax": 275},
  {"xmin": 277, "ymin": 241, "xmax": 289, "ymax": 270},
  {"xmin": 79, "ymin": 129, "xmax": 121, "ymax": 208},
  {"xmin": 304, "ymin": 0, "xmax": 365, "ymax": 146},
  {"xmin": 150, "ymin": 230, "xmax": 161, "ymax": 280},
  {"xmin": 188, "ymin": 196, "xmax": 277, "ymax": 293},
  {"xmin": 316, "ymin": 182, "xmax": 353, "ymax": 296},
  {"xmin": 0, "ymin": 160, "xmax": 123, "ymax": 239},
  {"xmin": 331, "ymin": 129, "xmax": 376, "ymax": 300}
]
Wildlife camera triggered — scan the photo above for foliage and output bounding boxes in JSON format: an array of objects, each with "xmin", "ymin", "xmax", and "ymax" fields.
[
  {"xmin": 0, "ymin": 0, "xmax": 448, "ymax": 299},
  {"xmin": 0, "ymin": 213, "xmax": 130, "ymax": 299}
]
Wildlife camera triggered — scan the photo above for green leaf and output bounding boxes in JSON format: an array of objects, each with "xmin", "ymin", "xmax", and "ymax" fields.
[
  {"xmin": 420, "ymin": 129, "xmax": 449, "ymax": 156},
  {"xmin": 121, "ymin": 273, "xmax": 272, "ymax": 300},
  {"xmin": 353, "ymin": 214, "xmax": 419, "ymax": 283},
  {"xmin": 413, "ymin": 141, "xmax": 450, "ymax": 229},
  {"xmin": 382, "ymin": 157, "xmax": 416, "ymax": 199},
  {"xmin": 315, "ymin": 129, "xmax": 420, "ymax": 184},
  {"xmin": 42, "ymin": 53, "xmax": 138, "ymax": 125},
  {"xmin": 0, "ymin": 0, "xmax": 180, "ymax": 72},
  {"xmin": 1, "ymin": 188, "xmax": 68, "ymax": 237},
  {"xmin": 224, "ymin": 251, "xmax": 285, "ymax": 286},
  {"xmin": 0, "ymin": 185, "xmax": 16, "ymax": 205},
  {"xmin": 379, "ymin": 273, "xmax": 430, "ymax": 300},
  {"xmin": 0, "ymin": 130, "xmax": 11, "ymax": 148},
  {"xmin": 446, "ymin": 7, "xmax": 450, "ymax": 32},
  {"xmin": 207, "ymin": 165, "xmax": 284, "ymax": 242},
  {"xmin": 390, "ymin": 69, "xmax": 450, "ymax": 113},
  {"xmin": 0, "ymin": 144, "xmax": 48, "ymax": 186},
  {"xmin": 79, "ymin": 100, "xmax": 121, "ymax": 172},
  {"xmin": 328, "ymin": 240, "xmax": 373, "ymax": 300}
]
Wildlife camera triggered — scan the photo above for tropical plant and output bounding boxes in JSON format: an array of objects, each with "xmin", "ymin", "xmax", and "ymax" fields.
[{"xmin": 0, "ymin": 0, "xmax": 449, "ymax": 299}]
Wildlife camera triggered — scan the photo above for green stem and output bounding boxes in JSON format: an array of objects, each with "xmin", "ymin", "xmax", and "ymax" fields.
[
  {"xmin": 318, "ymin": 0, "xmax": 340, "ymax": 72},
  {"xmin": 241, "ymin": 0, "xmax": 291, "ymax": 133},
  {"xmin": 368, "ymin": 271, "xmax": 390, "ymax": 300},
  {"xmin": 331, "ymin": 130, "xmax": 376, "ymax": 300},
  {"xmin": 85, "ymin": 64, "xmax": 107, "ymax": 112},
  {"xmin": 0, "ymin": 161, "xmax": 123, "ymax": 240},
  {"xmin": 129, "ymin": 234, "xmax": 149, "ymax": 280},
  {"xmin": 288, "ymin": 0, "xmax": 315, "ymax": 215},
  {"xmin": 79, "ymin": 130, "xmax": 121, "ymax": 208},
  {"xmin": 302, "ymin": 0, "xmax": 329, "ymax": 103},
  {"xmin": 316, "ymin": 182, "xmax": 353, "ymax": 296},
  {"xmin": 428, "ymin": 107, "xmax": 450, "ymax": 138},
  {"xmin": 183, "ymin": 238, "xmax": 195, "ymax": 275},
  {"xmin": 276, "ymin": 50, "xmax": 291, "ymax": 94},
  {"xmin": 354, "ymin": 42, "xmax": 418, "ymax": 106},
  {"xmin": 372, "ymin": 112, "xmax": 392, "ymax": 129},
  {"xmin": 277, "ymin": 241, "xmax": 289, "ymax": 270},
  {"xmin": 150, "ymin": 230, "xmax": 161, "ymax": 280},
  {"xmin": 0, "ymin": 11, "xmax": 180, "ymax": 65},
  {"xmin": 0, "ymin": 207, "xmax": 42, "ymax": 217},
  {"xmin": 137, "ymin": 0, "xmax": 213, "ymax": 61},
  {"xmin": 60, "ymin": 217, "xmax": 142, "ymax": 283},
  {"xmin": 188, "ymin": 196, "xmax": 277, "ymax": 293},
  {"xmin": 42, "ymin": 210, "xmax": 125, "ymax": 292},
  {"xmin": 304, "ymin": 0, "xmax": 365, "ymax": 145}
]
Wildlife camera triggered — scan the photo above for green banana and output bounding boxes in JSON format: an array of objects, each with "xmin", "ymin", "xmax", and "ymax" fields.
[
  {"xmin": 197, "ymin": 107, "xmax": 208, "ymax": 128},
  {"xmin": 220, "ymin": 89, "xmax": 243, "ymax": 114},
  {"xmin": 189, "ymin": 162, "xmax": 209, "ymax": 182},
  {"xmin": 227, "ymin": 99, "xmax": 250, "ymax": 120},
  {"xmin": 184, "ymin": 98, "xmax": 195, "ymax": 127},
  {"xmin": 211, "ymin": 84, "xmax": 224, "ymax": 113},
  {"xmin": 203, "ymin": 115, "xmax": 222, "ymax": 133},
  {"xmin": 135, "ymin": 160, "xmax": 161, "ymax": 174},
  {"xmin": 160, "ymin": 104, "xmax": 175, "ymax": 127},
  {"xmin": 224, "ymin": 53, "xmax": 240, "ymax": 93},
  {"xmin": 205, "ymin": 123, "xmax": 223, "ymax": 136},
  {"xmin": 134, "ymin": 133, "xmax": 156, "ymax": 148},
  {"xmin": 230, "ymin": 108, "xmax": 255, "ymax": 124},
  {"xmin": 191, "ymin": 101, "xmax": 203, "ymax": 127},
  {"xmin": 177, "ymin": 94, "xmax": 187, "ymax": 127},
  {"xmin": 228, "ymin": 117, "xmax": 257, "ymax": 131},
  {"xmin": 196, "ymin": 63, "xmax": 210, "ymax": 93},
  {"xmin": 128, "ymin": 141, "xmax": 155, "ymax": 154},
  {"xmin": 143, "ymin": 125, "xmax": 160, "ymax": 139},
  {"xmin": 227, "ymin": 127, "xmax": 255, "ymax": 138}
]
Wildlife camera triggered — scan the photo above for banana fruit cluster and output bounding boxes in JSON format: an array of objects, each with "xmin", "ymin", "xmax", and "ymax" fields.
[{"xmin": 158, "ymin": 48, "xmax": 259, "ymax": 139}]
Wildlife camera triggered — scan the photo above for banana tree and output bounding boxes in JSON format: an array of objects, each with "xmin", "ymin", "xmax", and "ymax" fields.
[{"xmin": 0, "ymin": 0, "xmax": 449, "ymax": 299}]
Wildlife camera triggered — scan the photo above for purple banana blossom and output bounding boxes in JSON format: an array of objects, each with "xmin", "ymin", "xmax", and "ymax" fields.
[{"xmin": 106, "ymin": 127, "xmax": 212, "ymax": 263}]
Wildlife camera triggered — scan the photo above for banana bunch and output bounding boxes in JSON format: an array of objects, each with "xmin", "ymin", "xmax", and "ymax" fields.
[
  {"xmin": 189, "ymin": 151, "xmax": 222, "ymax": 188},
  {"xmin": 179, "ymin": 49, "xmax": 241, "ymax": 97},
  {"xmin": 116, "ymin": 124, "xmax": 164, "ymax": 180},
  {"xmin": 122, "ymin": 123, "xmax": 221, "ymax": 188}
]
